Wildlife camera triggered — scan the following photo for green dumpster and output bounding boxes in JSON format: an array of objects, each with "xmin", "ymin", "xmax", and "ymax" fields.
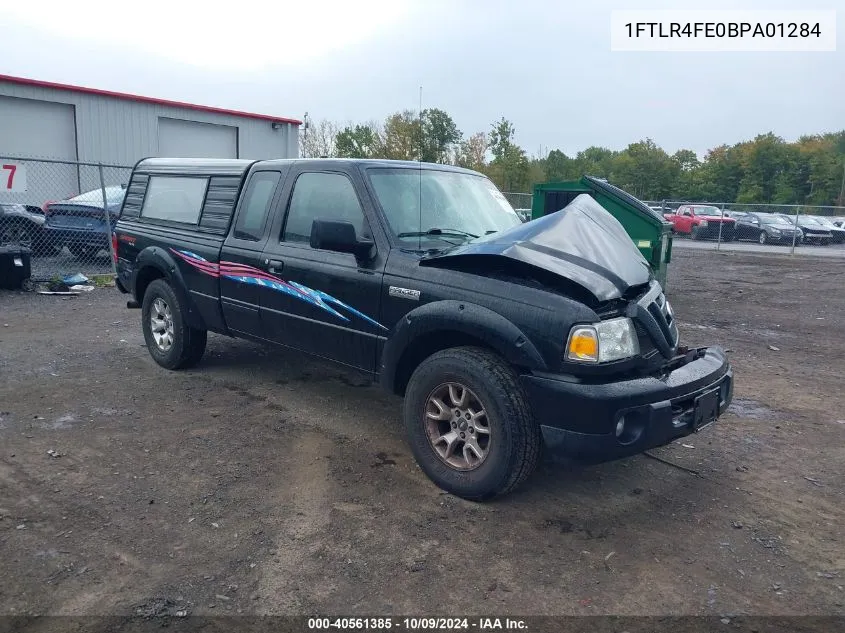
[{"xmin": 531, "ymin": 176, "xmax": 673, "ymax": 287}]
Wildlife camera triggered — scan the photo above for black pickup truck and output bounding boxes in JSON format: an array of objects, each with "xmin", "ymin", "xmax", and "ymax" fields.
[{"xmin": 115, "ymin": 158, "xmax": 733, "ymax": 500}]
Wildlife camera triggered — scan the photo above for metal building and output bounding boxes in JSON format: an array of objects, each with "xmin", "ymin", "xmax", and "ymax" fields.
[
  {"xmin": 0, "ymin": 74, "xmax": 300, "ymax": 210},
  {"xmin": 0, "ymin": 74, "xmax": 300, "ymax": 164}
]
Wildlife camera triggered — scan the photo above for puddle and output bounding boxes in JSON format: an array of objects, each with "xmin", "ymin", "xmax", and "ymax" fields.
[
  {"xmin": 91, "ymin": 407, "xmax": 133, "ymax": 417},
  {"xmin": 728, "ymin": 398, "xmax": 777, "ymax": 420},
  {"xmin": 677, "ymin": 321, "xmax": 717, "ymax": 331},
  {"xmin": 40, "ymin": 414, "xmax": 77, "ymax": 430}
]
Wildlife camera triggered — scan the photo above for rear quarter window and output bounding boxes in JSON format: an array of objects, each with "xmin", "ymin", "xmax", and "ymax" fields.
[{"xmin": 141, "ymin": 176, "xmax": 208, "ymax": 224}]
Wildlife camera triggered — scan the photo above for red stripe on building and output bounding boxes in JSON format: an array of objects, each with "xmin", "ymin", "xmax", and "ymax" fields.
[{"xmin": 0, "ymin": 74, "xmax": 301, "ymax": 126}]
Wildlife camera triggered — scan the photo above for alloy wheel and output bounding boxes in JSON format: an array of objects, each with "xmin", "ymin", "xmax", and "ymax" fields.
[
  {"xmin": 150, "ymin": 298, "xmax": 174, "ymax": 352},
  {"xmin": 424, "ymin": 382, "xmax": 491, "ymax": 471}
]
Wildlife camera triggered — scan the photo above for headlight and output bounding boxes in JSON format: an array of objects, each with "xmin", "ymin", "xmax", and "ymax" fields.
[
  {"xmin": 566, "ymin": 317, "xmax": 640, "ymax": 363},
  {"xmin": 699, "ymin": 220, "xmax": 708, "ymax": 227},
  {"xmin": 771, "ymin": 229, "xmax": 781, "ymax": 235}
]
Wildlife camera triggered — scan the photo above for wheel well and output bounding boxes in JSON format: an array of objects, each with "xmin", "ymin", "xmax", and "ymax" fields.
[
  {"xmin": 135, "ymin": 266, "xmax": 166, "ymax": 304},
  {"xmin": 392, "ymin": 330, "xmax": 499, "ymax": 397}
]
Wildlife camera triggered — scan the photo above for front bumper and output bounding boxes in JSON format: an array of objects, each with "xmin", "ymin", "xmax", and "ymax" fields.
[
  {"xmin": 771, "ymin": 233, "xmax": 801, "ymax": 244},
  {"xmin": 520, "ymin": 347, "xmax": 733, "ymax": 462},
  {"xmin": 802, "ymin": 232, "xmax": 830, "ymax": 243},
  {"xmin": 695, "ymin": 223, "xmax": 735, "ymax": 240}
]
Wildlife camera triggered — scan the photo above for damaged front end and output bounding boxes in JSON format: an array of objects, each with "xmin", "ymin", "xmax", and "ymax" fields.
[{"xmin": 422, "ymin": 194, "xmax": 684, "ymax": 375}]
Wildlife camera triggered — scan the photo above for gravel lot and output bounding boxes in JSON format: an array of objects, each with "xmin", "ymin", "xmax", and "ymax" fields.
[{"xmin": 1, "ymin": 249, "xmax": 844, "ymax": 622}]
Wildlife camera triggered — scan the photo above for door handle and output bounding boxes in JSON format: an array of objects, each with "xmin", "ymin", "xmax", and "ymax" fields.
[{"xmin": 264, "ymin": 258, "xmax": 284, "ymax": 274}]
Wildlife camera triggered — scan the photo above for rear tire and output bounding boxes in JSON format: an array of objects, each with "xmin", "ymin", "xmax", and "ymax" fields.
[
  {"xmin": 403, "ymin": 346, "xmax": 540, "ymax": 501},
  {"xmin": 141, "ymin": 279, "xmax": 207, "ymax": 370}
]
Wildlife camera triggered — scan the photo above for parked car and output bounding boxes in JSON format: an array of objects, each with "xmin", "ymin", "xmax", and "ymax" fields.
[
  {"xmin": 809, "ymin": 216, "xmax": 845, "ymax": 244},
  {"xmin": 514, "ymin": 208, "xmax": 532, "ymax": 222},
  {"xmin": 664, "ymin": 204, "xmax": 736, "ymax": 241},
  {"xmin": 774, "ymin": 214, "xmax": 832, "ymax": 245},
  {"xmin": 734, "ymin": 213, "xmax": 803, "ymax": 245},
  {"xmin": 43, "ymin": 186, "xmax": 126, "ymax": 258},
  {"xmin": 114, "ymin": 157, "xmax": 733, "ymax": 500},
  {"xmin": 723, "ymin": 209, "xmax": 750, "ymax": 221},
  {"xmin": 0, "ymin": 202, "xmax": 57, "ymax": 255}
]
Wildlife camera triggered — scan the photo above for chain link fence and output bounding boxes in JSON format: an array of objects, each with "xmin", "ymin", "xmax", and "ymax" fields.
[
  {"xmin": 500, "ymin": 189, "xmax": 845, "ymax": 257},
  {"xmin": 642, "ymin": 200, "xmax": 845, "ymax": 255},
  {"xmin": 502, "ymin": 192, "xmax": 533, "ymax": 221},
  {"xmin": 0, "ymin": 157, "xmax": 133, "ymax": 281}
]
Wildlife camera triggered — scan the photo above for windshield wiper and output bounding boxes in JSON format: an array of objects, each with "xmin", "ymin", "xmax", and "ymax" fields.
[{"xmin": 397, "ymin": 228, "xmax": 479, "ymax": 239}]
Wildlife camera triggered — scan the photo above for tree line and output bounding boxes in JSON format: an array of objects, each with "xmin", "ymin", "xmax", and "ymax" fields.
[{"xmin": 300, "ymin": 110, "xmax": 845, "ymax": 206}]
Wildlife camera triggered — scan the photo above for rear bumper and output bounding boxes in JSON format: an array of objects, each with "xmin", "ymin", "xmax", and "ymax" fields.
[
  {"xmin": 44, "ymin": 227, "xmax": 110, "ymax": 247},
  {"xmin": 520, "ymin": 347, "xmax": 733, "ymax": 462}
]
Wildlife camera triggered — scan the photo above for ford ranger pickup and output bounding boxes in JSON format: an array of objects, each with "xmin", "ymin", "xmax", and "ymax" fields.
[{"xmin": 114, "ymin": 158, "xmax": 734, "ymax": 500}]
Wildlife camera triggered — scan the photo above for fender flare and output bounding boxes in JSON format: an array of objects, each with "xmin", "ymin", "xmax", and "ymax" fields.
[
  {"xmin": 134, "ymin": 246, "xmax": 206, "ymax": 330},
  {"xmin": 380, "ymin": 300, "xmax": 548, "ymax": 394}
]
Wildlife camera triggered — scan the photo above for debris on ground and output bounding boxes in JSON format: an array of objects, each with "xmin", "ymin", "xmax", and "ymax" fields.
[
  {"xmin": 46, "ymin": 449, "xmax": 61, "ymax": 458},
  {"xmin": 768, "ymin": 345, "xmax": 780, "ymax": 351},
  {"xmin": 62, "ymin": 273, "xmax": 89, "ymax": 285}
]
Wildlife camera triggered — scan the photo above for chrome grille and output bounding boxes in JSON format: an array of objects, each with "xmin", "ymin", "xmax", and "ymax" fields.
[{"xmin": 633, "ymin": 283, "xmax": 679, "ymax": 359}]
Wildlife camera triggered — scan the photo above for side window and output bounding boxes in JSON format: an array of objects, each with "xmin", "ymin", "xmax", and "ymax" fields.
[
  {"xmin": 141, "ymin": 176, "xmax": 208, "ymax": 224},
  {"xmin": 682, "ymin": 208, "xmax": 692, "ymax": 217},
  {"xmin": 282, "ymin": 172, "xmax": 365, "ymax": 245},
  {"xmin": 233, "ymin": 171, "xmax": 281, "ymax": 241}
]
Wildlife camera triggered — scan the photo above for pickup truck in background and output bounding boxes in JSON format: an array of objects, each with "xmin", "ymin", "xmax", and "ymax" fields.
[
  {"xmin": 664, "ymin": 204, "xmax": 736, "ymax": 241},
  {"xmin": 114, "ymin": 158, "xmax": 733, "ymax": 500}
]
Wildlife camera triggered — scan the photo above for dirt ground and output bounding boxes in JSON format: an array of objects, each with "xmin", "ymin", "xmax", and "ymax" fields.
[{"xmin": 1, "ymin": 249, "xmax": 844, "ymax": 622}]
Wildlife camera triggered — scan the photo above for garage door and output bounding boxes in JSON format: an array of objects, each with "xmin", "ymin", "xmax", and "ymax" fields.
[
  {"xmin": 0, "ymin": 95, "xmax": 79, "ymax": 206},
  {"xmin": 158, "ymin": 117, "xmax": 238, "ymax": 158}
]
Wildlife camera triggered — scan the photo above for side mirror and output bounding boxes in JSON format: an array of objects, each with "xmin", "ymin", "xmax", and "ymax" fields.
[{"xmin": 310, "ymin": 219, "xmax": 374, "ymax": 260}]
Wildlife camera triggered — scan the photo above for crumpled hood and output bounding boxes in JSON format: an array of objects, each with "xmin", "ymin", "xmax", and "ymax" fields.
[{"xmin": 421, "ymin": 194, "xmax": 653, "ymax": 302}]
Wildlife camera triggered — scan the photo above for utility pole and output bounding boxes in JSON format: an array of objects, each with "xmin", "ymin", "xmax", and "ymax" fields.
[
  {"xmin": 839, "ymin": 159, "xmax": 845, "ymax": 207},
  {"xmin": 301, "ymin": 112, "xmax": 310, "ymax": 158}
]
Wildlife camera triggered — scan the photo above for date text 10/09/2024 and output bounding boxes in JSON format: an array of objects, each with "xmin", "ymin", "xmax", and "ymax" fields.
[{"xmin": 307, "ymin": 618, "xmax": 528, "ymax": 630}]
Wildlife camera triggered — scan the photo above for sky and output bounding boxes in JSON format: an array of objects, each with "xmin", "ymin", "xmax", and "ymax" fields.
[{"xmin": 0, "ymin": 0, "xmax": 842, "ymax": 158}]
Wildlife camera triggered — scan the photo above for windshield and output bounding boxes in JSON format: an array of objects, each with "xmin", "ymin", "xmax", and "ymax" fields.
[
  {"xmin": 812, "ymin": 216, "xmax": 834, "ymax": 227},
  {"xmin": 368, "ymin": 168, "xmax": 522, "ymax": 245},
  {"xmin": 67, "ymin": 186, "xmax": 126, "ymax": 207},
  {"xmin": 761, "ymin": 215, "xmax": 793, "ymax": 226},
  {"xmin": 693, "ymin": 205, "xmax": 722, "ymax": 216}
]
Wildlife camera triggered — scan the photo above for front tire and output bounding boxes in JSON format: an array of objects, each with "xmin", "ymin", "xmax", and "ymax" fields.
[
  {"xmin": 141, "ymin": 279, "xmax": 207, "ymax": 370},
  {"xmin": 403, "ymin": 346, "xmax": 540, "ymax": 501},
  {"xmin": 758, "ymin": 231, "xmax": 768, "ymax": 245},
  {"xmin": 691, "ymin": 226, "xmax": 702, "ymax": 240}
]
